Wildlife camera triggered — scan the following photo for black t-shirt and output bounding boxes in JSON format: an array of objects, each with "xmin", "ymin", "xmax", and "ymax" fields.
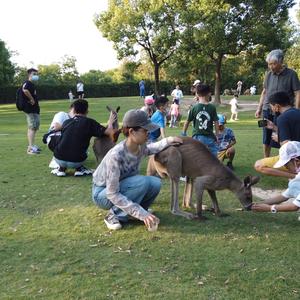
[
  {"xmin": 54, "ymin": 115, "xmax": 106, "ymax": 162},
  {"xmin": 277, "ymin": 108, "xmax": 300, "ymax": 143},
  {"xmin": 22, "ymin": 80, "xmax": 40, "ymax": 114}
]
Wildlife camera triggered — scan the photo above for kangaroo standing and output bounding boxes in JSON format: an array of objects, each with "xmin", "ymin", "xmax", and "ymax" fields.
[
  {"xmin": 93, "ymin": 106, "xmax": 120, "ymax": 164},
  {"xmin": 147, "ymin": 137, "xmax": 259, "ymax": 220}
]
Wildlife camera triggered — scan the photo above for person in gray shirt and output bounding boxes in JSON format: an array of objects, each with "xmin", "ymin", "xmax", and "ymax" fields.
[
  {"xmin": 92, "ymin": 109, "xmax": 182, "ymax": 231},
  {"xmin": 255, "ymin": 49, "xmax": 300, "ymax": 157}
]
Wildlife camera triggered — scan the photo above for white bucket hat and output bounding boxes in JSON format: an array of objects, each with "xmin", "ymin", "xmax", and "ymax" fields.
[{"xmin": 274, "ymin": 141, "xmax": 300, "ymax": 168}]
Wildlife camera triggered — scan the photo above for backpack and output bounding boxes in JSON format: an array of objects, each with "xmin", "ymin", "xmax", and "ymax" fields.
[{"xmin": 16, "ymin": 87, "xmax": 24, "ymax": 111}]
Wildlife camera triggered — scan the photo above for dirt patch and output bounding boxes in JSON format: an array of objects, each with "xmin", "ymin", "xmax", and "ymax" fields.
[{"xmin": 252, "ymin": 187, "xmax": 283, "ymax": 200}]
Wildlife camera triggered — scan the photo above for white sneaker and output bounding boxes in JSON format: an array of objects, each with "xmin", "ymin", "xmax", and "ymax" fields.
[
  {"xmin": 49, "ymin": 157, "xmax": 59, "ymax": 169},
  {"xmin": 104, "ymin": 213, "xmax": 122, "ymax": 230},
  {"xmin": 52, "ymin": 167, "xmax": 66, "ymax": 177},
  {"xmin": 180, "ymin": 176, "xmax": 186, "ymax": 182},
  {"xmin": 74, "ymin": 166, "xmax": 93, "ymax": 176}
]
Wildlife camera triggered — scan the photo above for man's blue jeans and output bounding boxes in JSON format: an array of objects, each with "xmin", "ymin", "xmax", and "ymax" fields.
[{"xmin": 92, "ymin": 175, "xmax": 161, "ymax": 222}]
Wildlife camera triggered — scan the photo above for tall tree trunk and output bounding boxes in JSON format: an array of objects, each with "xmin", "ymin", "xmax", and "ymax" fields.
[
  {"xmin": 214, "ymin": 54, "xmax": 223, "ymax": 105},
  {"xmin": 154, "ymin": 63, "xmax": 160, "ymax": 95}
]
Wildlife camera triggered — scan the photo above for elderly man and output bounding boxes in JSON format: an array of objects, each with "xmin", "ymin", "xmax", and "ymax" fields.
[{"xmin": 255, "ymin": 49, "xmax": 300, "ymax": 158}]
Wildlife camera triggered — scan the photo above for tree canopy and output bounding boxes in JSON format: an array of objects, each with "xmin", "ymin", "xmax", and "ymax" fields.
[{"xmin": 0, "ymin": 39, "xmax": 15, "ymax": 86}]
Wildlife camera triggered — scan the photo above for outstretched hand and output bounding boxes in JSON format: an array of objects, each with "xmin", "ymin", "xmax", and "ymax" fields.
[
  {"xmin": 144, "ymin": 213, "xmax": 160, "ymax": 229},
  {"xmin": 251, "ymin": 203, "xmax": 270, "ymax": 212}
]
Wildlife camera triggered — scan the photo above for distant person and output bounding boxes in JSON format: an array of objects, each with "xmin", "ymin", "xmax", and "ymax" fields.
[
  {"xmin": 254, "ymin": 91, "xmax": 300, "ymax": 179},
  {"xmin": 139, "ymin": 79, "xmax": 145, "ymax": 99},
  {"xmin": 182, "ymin": 83, "xmax": 219, "ymax": 156},
  {"xmin": 140, "ymin": 96, "xmax": 155, "ymax": 118},
  {"xmin": 92, "ymin": 109, "xmax": 182, "ymax": 230},
  {"xmin": 217, "ymin": 114, "xmax": 236, "ymax": 170},
  {"xmin": 255, "ymin": 49, "xmax": 300, "ymax": 158},
  {"xmin": 169, "ymin": 99, "xmax": 179, "ymax": 128},
  {"xmin": 229, "ymin": 93, "xmax": 239, "ymax": 121},
  {"xmin": 52, "ymin": 99, "xmax": 116, "ymax": 177},
  {"xmin": 76, "ymin": 80, "xmax": 84, "ymax": 99},
  {"xmin": 190, "ymin": 79, "xmax": 201, "ymax": 97},
  {"xmin": 250, "ymin": 85, "xmax": 256, "ymax": 95},
  {"xmin": 68, "ymin": 90, "xmax": 74, "ymax": 101},
  {"xmin": 236, "ymin": 80, "xmax": 243, "ymax": 96},
  {"xmin": 252, "ymin": 141, "xmax": 300, "ymax": 214},
  {"xmin": 21, "ymin": 68, "xmax": 41, "ymax": 155},
  {"xmin": 171, "ymin": 85, "xmax": 184, "ymax": 105},
  {"xmin": 148, "ymin": 96, "xmax": 169, "ymax": 142}
]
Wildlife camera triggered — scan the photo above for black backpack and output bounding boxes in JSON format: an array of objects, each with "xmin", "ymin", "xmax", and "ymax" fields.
[{"xmin": 16, "ymin": 87, "xmax": 24, "ymax": 111}]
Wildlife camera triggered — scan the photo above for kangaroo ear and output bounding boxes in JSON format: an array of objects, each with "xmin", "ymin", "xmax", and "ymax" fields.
[
  {"xmin": 106, "ymin": 105, "xmax": 112, "ymax": 112},
  {"xmin": 243, "ymin": 176, "xmax": 251, "ymax": 187},
  {"xmin": 116, "ymin": 106, "xmax": 120, "ymax": 113},
  {"xmin": 250, "ymin": 175, "xmax": 260, "ymax": 186}
]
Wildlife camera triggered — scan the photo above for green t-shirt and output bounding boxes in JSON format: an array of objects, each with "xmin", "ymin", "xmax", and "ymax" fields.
[{"xmin": 187, "ymin": 103, "xmax": 218, "ymax": 137}]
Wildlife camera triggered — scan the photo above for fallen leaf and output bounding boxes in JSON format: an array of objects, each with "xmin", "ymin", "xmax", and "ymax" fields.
[
  {"xmin": 197, "ymin": 281, "xmax": 204, "ymax": 285},
  {"xmin": 239, "ymin": 249, "xmax": 244, "ymax": 253},
  {"xmin": 58, "ymin": 208, "xmax": 64, "ymax": 212},
  {"xmin": 225, "ymin": 278, "xmax": 230, "ymax": 285},
  {"xmin": 89, "ymin": 244, "xmax": 98, "ymax": 248}
]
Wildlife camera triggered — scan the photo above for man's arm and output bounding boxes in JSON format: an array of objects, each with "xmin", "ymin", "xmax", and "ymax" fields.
[
  {"xmin": 182, "ymin": 120, "xmax": 190, "ymax": 135},
  {"xmin": 160, "ymin": 127, "xmax": 166, "ymax": 139},
  {"xmin": 255, "ymin": 88, "xmax": 266, "ymax": 118},
  {"xmin": 295, "ymin": 90, "xmax": 300, "ymax": 109},
  {"xmin": 22, "ymin": 88, "xmax": 35, "ymax": 105}
]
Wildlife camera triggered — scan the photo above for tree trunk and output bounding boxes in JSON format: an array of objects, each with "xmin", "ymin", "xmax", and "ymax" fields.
[
  {"xmin": 214, "ymin": 54, "xmax": 223, "ymax": 105},
  {"xmin": 154, "ymin": 63, "xmax": 160, "ymax": 95}
]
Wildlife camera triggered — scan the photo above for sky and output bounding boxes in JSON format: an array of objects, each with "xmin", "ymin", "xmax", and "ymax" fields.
[
  {"xmin": 0, "ymin": 0, "xmax": 299, "ymax": 75},
  {"xmin": 0, "ymin": 0, "xmax": 119, "ymax": 73}
]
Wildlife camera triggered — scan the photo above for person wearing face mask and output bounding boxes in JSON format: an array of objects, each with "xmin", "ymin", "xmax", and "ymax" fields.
[
  {"xmin": 255, "ymin": 49, "xmax": 300, "ymax": 158},
  {"xmin": 21, "ymin": 68, "xmax": 41, "ymax": 154},
  {"xmin": 148, "ymin": 96, "xmax": 169, "ymax": 142},
  {"xmin": 254, "ymin": 91, "xmax": 300, "ymax": 179},
  {"xmin": 252, "ymin": 141, "xmax": 300, "ymax": 214}
]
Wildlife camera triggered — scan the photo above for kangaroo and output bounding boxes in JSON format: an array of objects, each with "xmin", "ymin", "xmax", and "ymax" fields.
[
  {"xmin": 93, "ymin": 106, "xmax": 120, "ymax": 164},
  {"xmin": 147, "ymin": 137, "xmax": 259, "ymax": 220}
]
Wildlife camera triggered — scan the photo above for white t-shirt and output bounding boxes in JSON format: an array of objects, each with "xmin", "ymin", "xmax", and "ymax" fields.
[
  {"xmin": 50, "ymin": 112, "xmax": 70, "ymax": 130},
  {"xmin": 171, "ymin": 89, "xmax": 183, "ymax": 103},
  {"xmin": 77, "ymin": 82, "xmax": 84, "ymax": 92},
  {"xmin": 282, "ymin": 172, "xmax": 300, "ymax": 208},
  {"xmin": 229, "ymin": 98, "xmax": 238, "ymax": 113}
]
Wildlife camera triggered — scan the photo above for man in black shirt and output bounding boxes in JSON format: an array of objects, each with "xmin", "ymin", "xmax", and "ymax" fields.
[
  {"xmin": 22, "ymin": 68, "xmax": 41, "ymax": 154},
  {"xmin": 53, "ymin": 99, "xmax": 115, "ymax": 177},
  {"xmin": 255, "ymin": 91, "xmax": 300, "ymax": 179}
]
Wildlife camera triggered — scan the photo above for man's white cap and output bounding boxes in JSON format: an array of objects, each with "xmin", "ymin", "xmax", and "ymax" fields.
[
  {"xmin": 193, "ymin": 79, "xmax": 201, "ymax": 86},
  {"xmin": 274, "ymin": 141, "xmax": 300, "ymax": 168}
]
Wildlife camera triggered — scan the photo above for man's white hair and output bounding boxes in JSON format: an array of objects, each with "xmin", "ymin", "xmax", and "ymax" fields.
[{"xmin": 266, "ymin": 49, "xmax": 284, "ymax": 64}]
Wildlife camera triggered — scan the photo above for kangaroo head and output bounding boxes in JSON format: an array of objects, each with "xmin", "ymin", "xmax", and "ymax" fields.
[
  {"xmin": 236, "ymin": 175, "xmax": 260, "ymax": 210},
  {"xmin": 106, "ymin": 106, "xmax": 120, "ymax": 130}
]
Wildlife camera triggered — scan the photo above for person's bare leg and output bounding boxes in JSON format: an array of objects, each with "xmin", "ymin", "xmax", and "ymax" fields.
[
  {"xmin": 263, "ymin": 144, "xmax": 271, "ymax": 158},
  {"xmin": 27, "ymin": 128, "xmax": 36, "ymax": 148}
]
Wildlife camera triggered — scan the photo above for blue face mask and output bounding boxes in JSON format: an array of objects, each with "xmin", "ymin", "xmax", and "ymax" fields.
[{"xmin": 31, "ymin": 75, "xmax": 39, "ymax": 81}]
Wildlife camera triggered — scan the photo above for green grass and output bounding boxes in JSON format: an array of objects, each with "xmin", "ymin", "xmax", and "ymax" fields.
[{"xmin": 0, "ymin": 97, "xmax": 299, "ymax": 299}]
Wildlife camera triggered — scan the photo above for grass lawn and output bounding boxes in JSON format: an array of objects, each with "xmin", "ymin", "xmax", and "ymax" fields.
[{"xmin": 0, "ymin": 96, "xmax": 299, "ymax": 299}]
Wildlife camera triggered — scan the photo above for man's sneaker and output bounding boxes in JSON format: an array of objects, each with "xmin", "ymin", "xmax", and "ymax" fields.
[
  {"xmin": 74, "ymin": 166, "xmax": 93, "ymax": 176},
  {"xmin": 53, "ymin": 167, "xmax": 66, "ymax": 177},
  {"xmin": 104, "ymin": 213, "xmax": 122, "ymax": 230},
  {"xmin": 180, "ymin": 176, "xmax": 186, "ymax": 182},
  {"xmin": 27, "ymin": 147, "xmax": 40, "ymax": 155},
  {"xmin": 227, "ymin": 161, "xmax": 234, "ymax": 170}
]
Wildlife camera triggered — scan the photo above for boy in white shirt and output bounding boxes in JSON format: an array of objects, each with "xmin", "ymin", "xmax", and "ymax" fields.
[
  {"xmin": 171, "ymin": 85, "xmax": 183, "ymax": 105},
  {"xmin": 229, "ymin": 93, "xmax": 239, "ymax": 121}
]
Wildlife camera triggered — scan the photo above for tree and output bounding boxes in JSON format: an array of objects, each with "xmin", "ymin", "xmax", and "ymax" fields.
[
  {"xmin": 180, "ymin": 0, "xmax": 294, "ymax": 103},
  {"xmin": 59, "ymin": 55, "xmax": 79, "ymax": 84},
  {"xmin": 80, "ymin": 70, "xmax": 113, "ymax": 84},
  {"xmin": 38, "ymin": 64, "xmax": 62, "ymax": 85},
  {"xmin": 0, "ymin": 39, "xmax": 15, "ymax": 86},
  {"xmin": 95, "ymin": 0, "xmax": 181, "ymax": 93}
]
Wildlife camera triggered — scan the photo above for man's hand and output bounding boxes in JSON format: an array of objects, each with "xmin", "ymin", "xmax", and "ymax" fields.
[
  {"xmin": 255, "ymin": 109, "xmax": 261, "ymax": 118},
  {"xmin": 180, "ymin": 131, "xmax": 187, "ymax": 137},
  {"xmin": 30, "ymin": 99, "xmax": 35, "ymax": 105},
  {"xmin": 105, "ymin": 127, "xmax": 120, "ymax": 142},
  {"xmin": 266, "ymin": 119, "xmax": 275, "ymax": 130},
  {"xmin": 271, "ymin": 132, "xmax": 278, "ymax": 143},
  {"xmin": 167, "ymin": 136, "xmax": 183, "ymax": 146},
  {"xmin": 144, "ymin": 213, "xmax": 160, "ymax": 229},
  {"xmin": 251, "ymin": 203, "xmax": 270, "ymax": 212}
]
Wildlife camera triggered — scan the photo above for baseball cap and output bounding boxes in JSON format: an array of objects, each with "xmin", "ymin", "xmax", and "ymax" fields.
[
  {"xmin": 274, "ymin": 141, "xmax": 300, "ymax": 168},
  {"xmin": 218, "ymin": 114, "xmax": 226, "ymax": 125},
  {"xmin": 144, "ymin": 96, "xmax": 155, "ymax": 105},
  {"xmin": 193, "ymin": 79, "xmax": 201, "ymax": 86},
  {"xmin": 122, "ymin": 109, "xmax": 159, "ymax": 132}
]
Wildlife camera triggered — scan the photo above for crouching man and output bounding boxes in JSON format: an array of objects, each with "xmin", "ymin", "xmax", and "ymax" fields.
[
  {"xmin": 52, "ymin": 99, "xmax": 115, "ymax": 176},
  {"xmin": 252, "ymin": 141, "xmax": 300, "ymax": 213}
]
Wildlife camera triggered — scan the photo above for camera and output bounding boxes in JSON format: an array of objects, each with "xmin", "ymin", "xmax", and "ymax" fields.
[{"xmin": 257, "ymin": 119, "xmax": 268, "ymax": 127}]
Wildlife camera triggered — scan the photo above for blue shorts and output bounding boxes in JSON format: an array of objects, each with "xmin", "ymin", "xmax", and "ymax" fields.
[
  {"xmin": 262, "ymin": 109, "xmax": 280, "ymax": 148},
  {"xmin": 192, "ymin": 134, "xmax": 218, "ymax": 157}
]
